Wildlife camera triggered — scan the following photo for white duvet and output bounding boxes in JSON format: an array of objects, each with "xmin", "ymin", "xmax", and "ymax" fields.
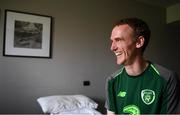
[{"xmin": 50, "ymin": 108, "xmax": 102, "ymax": 115}]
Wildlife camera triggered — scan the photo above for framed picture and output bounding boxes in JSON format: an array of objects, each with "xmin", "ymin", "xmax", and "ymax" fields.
[{"xmin": 3, "ymin": 9, "xmax": 52, "ymax": 58}]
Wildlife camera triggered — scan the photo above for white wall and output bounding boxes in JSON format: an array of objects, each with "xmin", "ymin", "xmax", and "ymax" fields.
[{"xmin": 0, "ymin": 0, "xmax": 170, "ymax": 113}]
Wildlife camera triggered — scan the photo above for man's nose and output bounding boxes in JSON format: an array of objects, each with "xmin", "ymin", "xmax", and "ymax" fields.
[{"xmin": 111, "ymin": 42, "xmax": 117, "ymax": 51}]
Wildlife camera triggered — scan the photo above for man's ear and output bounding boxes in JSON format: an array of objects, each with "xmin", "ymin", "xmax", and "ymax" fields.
[{"xmin": 136, "ymin": 36, "xmax": 145, "ymax": 48}]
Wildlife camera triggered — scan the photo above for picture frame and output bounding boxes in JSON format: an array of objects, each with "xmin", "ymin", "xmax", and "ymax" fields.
[{"xmin": 3, "ymin": 9, "xmax": 52, "ymax": 58}]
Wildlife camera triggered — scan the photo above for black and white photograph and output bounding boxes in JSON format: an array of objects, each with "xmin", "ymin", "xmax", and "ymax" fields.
[
  {"xmin": 14, "ymin": 20, "xmax": 43, "ymax": 49},
  {"xmin": 3, "ymin": 10, "xmax": 52, "ymax": 58}
]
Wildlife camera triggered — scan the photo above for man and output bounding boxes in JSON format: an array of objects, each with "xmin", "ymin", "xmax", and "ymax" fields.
[{"xmin": 105, "ymin": 18, "xmax": 179, "ymax": 114}]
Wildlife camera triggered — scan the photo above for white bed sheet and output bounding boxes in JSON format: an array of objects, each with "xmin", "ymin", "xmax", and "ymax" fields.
[{"xmin": 50, "ymin": 108, "xmax": 102, "ymax": 115}]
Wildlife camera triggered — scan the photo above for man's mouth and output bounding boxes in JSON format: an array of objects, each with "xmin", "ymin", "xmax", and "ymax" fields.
[{"xmin": 115, "ymin": 52, "xmax": 122, "ymax": 56}]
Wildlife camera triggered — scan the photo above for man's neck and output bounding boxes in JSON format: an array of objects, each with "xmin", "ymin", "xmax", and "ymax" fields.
[{"xmin": 124, "ymin": 57, "xmax": 149, "ymax": 76}]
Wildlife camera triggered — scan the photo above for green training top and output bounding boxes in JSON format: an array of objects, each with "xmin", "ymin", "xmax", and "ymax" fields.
[{"xmin": 105, "ymin": 62, "xmax": 179, "ymax": 114}]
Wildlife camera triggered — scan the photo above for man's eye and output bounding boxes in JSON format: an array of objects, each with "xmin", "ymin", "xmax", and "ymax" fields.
[{"xmin": 115, "ymin": 38, "xmax": 123, "ymax": 42}]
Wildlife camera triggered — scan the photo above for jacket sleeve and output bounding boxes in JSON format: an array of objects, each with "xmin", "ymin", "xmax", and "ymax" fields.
[{"xmin": 161, "ymin": 71, "xmax": 179, "ymax": 114}]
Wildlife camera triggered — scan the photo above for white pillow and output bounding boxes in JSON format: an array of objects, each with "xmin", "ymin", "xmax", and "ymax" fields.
[{"xmin": 37, "ymin": 95, "xmax": 98, "ymax": 113}]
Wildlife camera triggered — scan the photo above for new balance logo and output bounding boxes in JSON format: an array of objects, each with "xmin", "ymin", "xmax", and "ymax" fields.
[{"xmin": 118, "ymin": 91, "xmax": 126, "ymax": 97}]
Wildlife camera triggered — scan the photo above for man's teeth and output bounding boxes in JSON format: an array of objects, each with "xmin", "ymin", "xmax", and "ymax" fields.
[{"xmin": 115, "ymin": 52, "xmax": 122, "ymax": 56}]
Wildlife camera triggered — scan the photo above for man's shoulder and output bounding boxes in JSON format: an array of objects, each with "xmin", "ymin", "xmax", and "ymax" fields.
[
  {"xmin": 106, "ymin": 66, "xmax": 124, "ymax": 81},
  {"xmin": 151, "ymin": 62, "xmax": 178, "ymax": 81}
]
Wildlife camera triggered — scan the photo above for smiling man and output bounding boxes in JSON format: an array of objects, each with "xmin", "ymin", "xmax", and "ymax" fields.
[{"xmin": 105, "ymin": 18, "xmax": 179, "ymax": 115}]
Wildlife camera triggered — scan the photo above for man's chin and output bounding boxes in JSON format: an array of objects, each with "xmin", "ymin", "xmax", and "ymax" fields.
[
  {"xmin": 116, "ymin": 60, "xmax": 124, "ymax": 65},
  {"xmin": 116, "ymin": 57, "xmax": 125, "ymax": 65}
]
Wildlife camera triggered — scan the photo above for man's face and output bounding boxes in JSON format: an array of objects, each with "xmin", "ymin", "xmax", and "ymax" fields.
[{"xmin": 110, "ymin": 24, "xmax": 137, "ymax": 65}]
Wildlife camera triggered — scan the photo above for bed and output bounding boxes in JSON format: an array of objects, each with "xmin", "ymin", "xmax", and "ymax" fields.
[{"xmin": 37, "ymin": 95, "xmax": 102, "ymax": 115}]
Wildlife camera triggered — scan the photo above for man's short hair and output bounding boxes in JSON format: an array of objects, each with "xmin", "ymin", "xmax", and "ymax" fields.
[{"xmin": 115, "ymin": 17, "xmax": 151, "ymax": 53}]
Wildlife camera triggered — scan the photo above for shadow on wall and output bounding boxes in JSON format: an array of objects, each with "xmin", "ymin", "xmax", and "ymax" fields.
[
  {"xmin": 93, "ymin": 98, "xmax": 106, "ymax": 114},
  {"xmin": 165, "ymin": 21, "xmax": 180, "ymax": 76}
]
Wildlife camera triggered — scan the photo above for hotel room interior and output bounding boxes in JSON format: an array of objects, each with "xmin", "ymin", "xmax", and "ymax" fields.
[{"xmin": 0, "ymin": 0, "xmax": 180, "ymax": 114}]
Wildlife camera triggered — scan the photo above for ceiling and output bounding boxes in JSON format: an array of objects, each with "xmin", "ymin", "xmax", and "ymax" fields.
[{"xmin": 136, "ymin": 0, "xmax": 180, "ymax": 7}]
